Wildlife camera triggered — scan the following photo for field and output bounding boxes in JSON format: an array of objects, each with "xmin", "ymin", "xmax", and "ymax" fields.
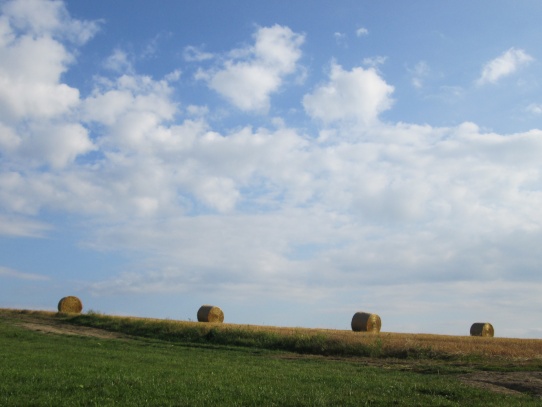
[{"xmin": 1, "ymin": 309, "xmax": 541, "ymax": 406}]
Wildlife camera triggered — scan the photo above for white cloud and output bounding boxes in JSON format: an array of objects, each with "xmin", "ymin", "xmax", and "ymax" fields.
[
  {"xmin": 17, "ymin": 121, "xmax": 95, "ymax": 169},
  {"xmin": 66, "ymin": 116, "xmax": 542, "ymax": 311},
  {"xmin": 186, "ymin": 104, "xmax": 209, "ymax": 117},
  {"xmin": 409, "ymin": 60, "xmax": 429, "ymax": 89},
  {"xmin": 103, "ymin": 49, "xmax": 133, "ymax": 73},
  {"xmin": 82, "ymin": 73, "xmax": 178, "ymax": 149},
  {"xmin": 192, "ymin": 177, "xmax": 240, "ymax": 212},
  {"xmin": 0, "ymin": 266, "xmax": 49, "ymax": 280},
  {"xmin": 207, "ymin": 63, "xmax": 282, "ymax": 111},
  {"xmin": 333, "ymin": 31, "xmax": 347, "ymax": 46},
  {"xmin": 0, "ymin": 34, "xmax": 79, "ymax": 121},
  {"xmin": 197, "ymin": 24, "xmax": 304, "ymax": 112},
  {"xmin": 356, "ymin": 27, "xmax": 368, "ymax": 37},
  {"xmin": 303, "ymin": 62, "xmax": 394, "ymax": 124},
  {"xmin": 183, "ymin": 45, "xmax": 213, "ymax": 62},
  {"xmin": 0, "ymin": 121, "xmax": 19, "ymax": 151},
  {"xmin": 1, "ymin": 0, "xmax": 99, "ymax": 44},
  {"xmin": 527, "ymin": 103, "xmax": 542, "ymax": 115},
  {"xmin": 362, "ymin": 56, "xmax": 387, "ymax": 67},
  {"xmin": 477, "ymin": 47, "xmax": 533, "ymax": 85},
  {"xmin": 0, "ymin": 0, "xmax": 96, "ymax": 170},
  {"xmin": 0, "ymin": 215, "xmax": 51, "ymax": 237}
]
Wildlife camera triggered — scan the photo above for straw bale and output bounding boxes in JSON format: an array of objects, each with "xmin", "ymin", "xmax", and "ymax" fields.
[
  {"xmin": 57, "ymin": 296, "xmax": 83, "ymax": 314},
  {"xmin": 197, "ymin": 305, "xmax": 224, "ymax": 323},
  {"xmin": 470, "ymin": 322, "xmax": 494, "ymax": 337},
  {"xmin": 351, "ymin": 311, "xmax": 381, "ymax": 333}
]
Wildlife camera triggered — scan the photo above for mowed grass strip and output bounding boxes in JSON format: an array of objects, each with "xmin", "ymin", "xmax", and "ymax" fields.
[{"xmin": 0, "ymin": 315, "xmax": 541, "ymax": 406}]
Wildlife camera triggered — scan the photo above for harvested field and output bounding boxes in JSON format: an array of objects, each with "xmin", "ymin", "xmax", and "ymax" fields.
[
  {"xmin": 2, "ymin": 308, "xmax": 541, "ymax": 360},
  {"xmin": 218, "ymin": 323, "xmax": 542, "ymax": 359}
]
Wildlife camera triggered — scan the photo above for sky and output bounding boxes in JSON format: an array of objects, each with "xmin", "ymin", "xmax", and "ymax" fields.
[{"xmin": 1, "ymin": 0, "xmax": 542, "ymax": 338}]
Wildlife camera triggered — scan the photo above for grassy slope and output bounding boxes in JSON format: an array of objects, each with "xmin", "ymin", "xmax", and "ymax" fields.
[{"xmin": 1, "ymin": 309, "xmax": 541, "ymax": 406}]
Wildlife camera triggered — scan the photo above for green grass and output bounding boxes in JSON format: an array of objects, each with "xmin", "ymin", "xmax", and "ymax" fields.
[{"xmin": 0, "ymin": 314, "xmax": 540, "ymax": 406}]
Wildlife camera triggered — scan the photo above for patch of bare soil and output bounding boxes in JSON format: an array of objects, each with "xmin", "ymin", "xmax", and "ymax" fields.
[
  {"xmin": 459, "ymin": 371, "xmax": 542, "ymax": 397},
  {"xmin": 15, "ymin": 319, "xmax": 128, "ymax": 340}
]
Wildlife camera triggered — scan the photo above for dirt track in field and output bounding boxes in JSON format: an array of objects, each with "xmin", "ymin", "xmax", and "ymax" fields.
[
  {"xmin": 0, "ymin": 310, "xmax": 128, "ymax": 340},
  {"xmin": 17, "ymin": 320, "xmax": 128, "ymax": 339},
  {"xmin": 459, "ymin": 371, "xmax": 542, "ymax": 397},
  {"xmin": 275, "ymin": 353, "xmax": 542, "ymax": 398}
]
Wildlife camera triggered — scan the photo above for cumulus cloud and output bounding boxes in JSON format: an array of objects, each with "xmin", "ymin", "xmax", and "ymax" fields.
[
  {"xmin": 477, "ymin": 47, "xmax": 533, "ymax": 85},
  {"xmin": 303, "ymin": 62, "xmax": 394, "ymax": 124},
  {"xmin": 0, "ymin": 0, "xmax": 97, "ymax": 171},
  {"xmin": 0, "ymin": 33, "xmax": 79, "ymax": 121},
  {"xmin": 16, "ymin": 121, "xmax": 95, "ymax": 169},
  {"xmin": 83, "ymin": 74, "xmax": 177, "ymax": 130},
  {"xmin": 1, "ymin": 0, "xmax": 100, "ymax": 44},
  {"xmin": 196, "ymin": 24, "xmax": 304, "ymax": 112}
]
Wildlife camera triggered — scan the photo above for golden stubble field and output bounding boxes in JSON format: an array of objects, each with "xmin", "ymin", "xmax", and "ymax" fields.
[
  {"xmin": 77, "ymin": 311, "xmax": 542, "ymax": 361},
  {"xmin": 216, "ymin": 322, "xmax": 542, "ymax": 360}
]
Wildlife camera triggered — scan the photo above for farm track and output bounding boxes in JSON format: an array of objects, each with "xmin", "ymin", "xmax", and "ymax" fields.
[
  {"xmin": 0, "ymin": 309, "xmax": 129, "ymax": 340},
  {"xmin": 2, "ymin": 308, "xmax": 542, "ymax": 398},
  {"xmin": 459, "ymin": 371, "xmax": 542, "ymax": 397},
  {"xmin": 17, "ymin": 319, "xmax": 129, "ymax": 340}
]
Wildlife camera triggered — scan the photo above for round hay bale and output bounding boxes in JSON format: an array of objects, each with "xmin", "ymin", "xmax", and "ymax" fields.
[
  {"xmin": 57, "ymin": 296, "xmax": 83, "ymax": 314},
  {"xmin": 197, "ymin": 305, "xmax": 224, "ymax": 323},
  {"xmin": 351, "ymin": 312, "xmax": 381, "ymax": 333},
  {"xmin": 470, "ymin": 322, "xmax": 494, "ymax": 337}
]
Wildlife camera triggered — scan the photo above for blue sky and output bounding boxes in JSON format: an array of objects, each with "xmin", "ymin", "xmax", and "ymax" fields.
[{"xmin": 1, "ymin": 0, "xmax": 542, "ymax": 337}]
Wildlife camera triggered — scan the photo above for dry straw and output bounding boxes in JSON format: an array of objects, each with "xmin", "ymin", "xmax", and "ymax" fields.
[
  {"xmin": 57, "ymin": 296, "xmax": 83, "ymax": 314},
  {"xmin": 351, "ymin": 311, "xmax": 381, "ymax": 333},
  {"xmin": 470, "ymin": 322, "xmax": 494, "ymax": 337},
  {"xmin": 197, "ymin": 305, "xmax": 224, "ymax": 323}
]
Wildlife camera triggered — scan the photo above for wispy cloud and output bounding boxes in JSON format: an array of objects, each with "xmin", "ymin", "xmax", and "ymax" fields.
[
  {"xmin": 477, "ymin": 47, "xmax": 533, "ymax": 85},
  {"xmin": 103, "ymin": 49, "xmax": 134, "ymax": 73},
  {"xmin": 183, "ymin": 45, "xmax": 214, "ymax": 62},
  {"xmin": 0, "ymin": 266, "xmax": 49, "ymax": 281},
  {"xmin": 333, "ymin": 31, "xmax": 347, "ymax": 47},
  {"xmin": 0, "ymin": 216, "xmax": 51, "ymax": 237},
  {"xmin": 527, "ymin": 103, "xmax": 542, "ymax": 115},
  {"xmin": 409, "ymin": 61, "xmax": 430, "ymax": 89},
  {"xmin": 362, "ymin": 56, "xmax": 387, "ymax": 68}
]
